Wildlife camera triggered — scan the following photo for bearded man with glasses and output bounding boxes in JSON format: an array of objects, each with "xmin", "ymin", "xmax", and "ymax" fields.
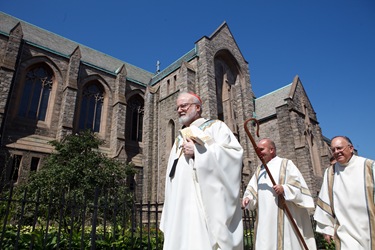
[
  {"xmin": 160, "ymin": 92, "xmax": 244, "ymax": 250},
  {"xmin": 314, "ymin": 136, "xmax": 375, "ymax": 250}
]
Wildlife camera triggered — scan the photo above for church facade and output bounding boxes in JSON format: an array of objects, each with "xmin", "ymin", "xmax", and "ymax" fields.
[{"xmin": 0, "ymin": 12, "xmax": 331, "ymax": 202}]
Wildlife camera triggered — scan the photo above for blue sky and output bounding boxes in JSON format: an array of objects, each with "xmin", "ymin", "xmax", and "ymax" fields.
[{"xmin": 1, "ymin": 0, "xmax": 374, "ymax": 159}]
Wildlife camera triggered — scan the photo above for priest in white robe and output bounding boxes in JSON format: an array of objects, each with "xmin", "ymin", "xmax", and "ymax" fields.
[
  {"xmin": 160, "ymin": 92, "xmax": 244, "ymax": 250},
  {"xmin": 314, "ymin": 135, "xmax": 375, "ymax": 250},
  {"xmin": 242, "ymin": 138, "xmax": 317, "ymax": 250}
]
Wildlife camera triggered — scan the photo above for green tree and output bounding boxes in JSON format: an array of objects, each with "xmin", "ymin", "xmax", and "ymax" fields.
[
  {"xmin": 25, "ymin": 130, "xmax": 134, "ymax": 196},
  {"xmin": 10, "ymin": 130, "xmax": 136, "ymax": 229}
]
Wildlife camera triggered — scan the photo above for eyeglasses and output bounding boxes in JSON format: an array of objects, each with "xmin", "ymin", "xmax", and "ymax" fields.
[
  {"xmin": 175, "ymin": 103, "xmax": 198, "ymax": 111},
  {"xmin": 330, "ymin": 144, "xmax": 351, "ymax": 153}
]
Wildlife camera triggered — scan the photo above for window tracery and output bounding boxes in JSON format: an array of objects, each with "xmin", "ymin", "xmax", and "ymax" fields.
[
  {"xmin": 79, "ymin": 83, "xmax": 104, "ymax": 132},
  {"xmin": 18, "ymin": 65, "xmax": 53, "ymax": 121}
]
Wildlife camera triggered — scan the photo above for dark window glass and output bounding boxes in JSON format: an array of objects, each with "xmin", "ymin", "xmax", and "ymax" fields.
[
  {"xmin": 79, "ymin": 83, "xmax": 104, "ymax": 132},
  {"xmin": 30, "ymin": 157, "xmax": 40, "ymax": 172},
  {"xmin": 9, "ymin": 155, "xmax": 22, "ymax": 182},
  {"xmin": 126, "ymin": 95, "xmax": 144, "ymax": 142},
  {"xmin": 19, "ymin": 66, "xmax": 53, "ymax": 121}
]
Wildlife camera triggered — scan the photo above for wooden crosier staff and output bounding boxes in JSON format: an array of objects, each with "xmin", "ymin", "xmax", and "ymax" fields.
[{"xmin": 244, "ymin": 117, "xmax": 309, "ymax": 250}]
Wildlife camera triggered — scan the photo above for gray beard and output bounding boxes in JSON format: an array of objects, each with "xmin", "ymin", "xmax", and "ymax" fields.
[
  {"xmin": 178, "ymin": 116, "xmax": 190, "ymax": 126},
  {"xmin": 178, "ymin": 113, "xmax": 195, "ymax": 126}
]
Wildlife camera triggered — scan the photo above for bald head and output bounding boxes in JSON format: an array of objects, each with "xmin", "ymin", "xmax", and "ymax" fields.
[
  {"xmin": 330, "ymin": 136, "xmax": 354, "ymax": 164},
  {"xmin": 257, "ymin": 138, "xmax": 277, "ymax": 163}
]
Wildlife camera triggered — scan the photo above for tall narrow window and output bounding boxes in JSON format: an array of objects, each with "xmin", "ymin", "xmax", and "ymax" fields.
[
  {"xmin": 167, "ymin": 79, "xmax": 170, "ymax": 95},
  {"xmin": 9, "ymin": 155, "xmax": 22, "ymax": 182},
  {"xmin": 79, "ymin": 83, "xmax": 104, "ymax": 132},
  {"xmin": 173, "ymin": 75, "xmax": 177, "ymax": 91},
  {"xmin": 167, "ymin": 120, "xmax": 175, "ymax": 150},
  {"xmin": 30, "ymin": 157, "xmax": 40, "ymax": 172},
  {"xmin": 126, "ymin": 95, "xmax": 144, "ymax": 142},
  {"xmin": 19, "ymin": 65, "xmax": 53, "ymax": 121},
  {"xmin": 214, "ymin": 53, "xmax": 240, "ymax": 135}
]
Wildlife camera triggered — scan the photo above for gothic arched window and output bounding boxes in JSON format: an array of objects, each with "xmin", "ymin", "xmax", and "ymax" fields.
[
  {"xmin": 167, "ymin": 119, "xmax": 175, "ymax": 150},
  {"xmin": 18, "ymin": 65, "xmax": 53, "ymax": 121},
  {"xmin": 126, "ymin": 95, "xmax": 144, "ymax": 142},
  {"xmin": 79, "ymin": 83, "xmax": 104, "ymax": 132},
  {"xmin": 214, "ymin": 51, "xmax": 240, "ymax": 135}
]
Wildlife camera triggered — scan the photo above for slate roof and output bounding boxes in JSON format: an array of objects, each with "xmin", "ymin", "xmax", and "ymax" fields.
[
  {"xmin": 0, "ymin": 12, "xmax": 154, "ymax": 86},
  {"xmin": 254, "ymin": 83, "xmax": 293, "ymax": 120},
  {"xmin": 150, "ymin": 47, "xmax": 198, "ymax": 86}
]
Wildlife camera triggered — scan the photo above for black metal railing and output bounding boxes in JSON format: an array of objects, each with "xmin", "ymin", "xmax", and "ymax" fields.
[
  {"xmin": 0, "ymin": 184, "xmax": 257, "ymax": 249},
  {"xmin": 0, "ymin": 184, "xmax": 164, "ymax": 249}
]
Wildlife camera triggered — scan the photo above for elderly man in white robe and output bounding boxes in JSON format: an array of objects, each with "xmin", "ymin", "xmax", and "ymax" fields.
[
  {"xmin": 160, "ymin": 92, "xmax": 244, "ymax": 250},
  {"xmin": 314, "ymin": 136, "xmax": 375, "ymax": 250},
  {"xmin": 242, "ymin": 138, "xmax": 317, "ymax": 250}
]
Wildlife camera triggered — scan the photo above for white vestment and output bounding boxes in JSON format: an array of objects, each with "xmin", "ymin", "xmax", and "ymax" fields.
[
  {"xmin": 314, "ymin": 155, "xmax": 375, "ymax": 250},
  {"xmin": 160, "ymin": 118, "xmax": 244, "ymax": 250},
  {"xmin": 243, "ymin": 156, "xmax": 317, "ymax": 250}
]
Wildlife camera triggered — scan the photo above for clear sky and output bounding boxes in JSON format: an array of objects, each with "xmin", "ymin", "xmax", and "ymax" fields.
[{"xmin": 1, "ymin": 0, "xmax": 374, "ymax": 159}]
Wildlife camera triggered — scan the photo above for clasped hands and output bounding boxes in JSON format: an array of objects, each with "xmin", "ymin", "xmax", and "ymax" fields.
[{"xmin": 181, "ymin": 137, "xmax": 195, "ymax": 158}]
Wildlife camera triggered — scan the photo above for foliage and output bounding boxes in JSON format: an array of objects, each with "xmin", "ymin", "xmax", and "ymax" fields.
[
  {"xmin": 243, "ymin": 229, "xmax": 254, "ymax": 250},
  {"xmin": 3, "ymin": 130, "xmax": 136, "ymax": 232},
  {"xmin": 24, "ymin": 130, "xmax": 133, "ymax": 196},
  {"xmin": 0, "ymin": 130, "xmax": 165, "ymax": 249},
  {"xmin": 0, "ymin": 224, "xmax": 164, "ymax": 250},
  {"xmin": 315, "ymin": 231, "xmax": 335, "ymax": 250}
]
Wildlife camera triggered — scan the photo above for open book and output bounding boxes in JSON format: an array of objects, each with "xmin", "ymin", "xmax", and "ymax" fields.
[{"xmin": 179, "ymin": 125, "xmax": 213, "ymax": 146}]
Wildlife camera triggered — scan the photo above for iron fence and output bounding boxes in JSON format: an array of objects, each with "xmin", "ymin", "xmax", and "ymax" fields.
[
  {"xmin": 0, "ymin": 184, "xmax": 257, "ymax": 249},
  {"xmin": 0, "ymin": 184, "xmax": 164, "ymax": 249}
]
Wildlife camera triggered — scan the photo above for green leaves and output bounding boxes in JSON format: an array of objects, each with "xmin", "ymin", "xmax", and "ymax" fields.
[
  {"xmin": 1, "ymin": 224, "xmax": 164, "ymax": 249},
  {"xmin": 5, "ymin": 130, "xmax": 136, "ymax": 239},
  {"xmin": 18, "ymin": 130, "xmax": 132, "ymax": 199}
]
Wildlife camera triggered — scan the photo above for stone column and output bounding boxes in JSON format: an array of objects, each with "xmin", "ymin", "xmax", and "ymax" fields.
[{"xmin": 56, "ymin": 46, "xmax": 81, "ymax": 140}]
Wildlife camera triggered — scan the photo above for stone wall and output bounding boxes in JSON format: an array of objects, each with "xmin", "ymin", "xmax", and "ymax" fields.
[{"xmin": 0, "ymin": 17, "xmax": 330, "ymax": 204}]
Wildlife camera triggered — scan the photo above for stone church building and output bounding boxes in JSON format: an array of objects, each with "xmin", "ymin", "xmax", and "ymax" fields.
[{"xmin": 0, "ymin": 12, "xmax": 333, "ymax": 203}]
